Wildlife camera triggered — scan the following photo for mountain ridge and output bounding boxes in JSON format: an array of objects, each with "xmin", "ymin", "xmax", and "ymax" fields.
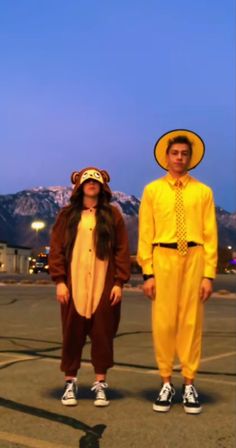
[{"xmin": 0, "ymin": 187, "xmax": 235, "ymax": 252}]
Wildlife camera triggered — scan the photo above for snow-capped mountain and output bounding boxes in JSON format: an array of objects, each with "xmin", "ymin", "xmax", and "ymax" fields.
[
  {"xmin": 0, "ymin": 187, "xmax": 140, "ymax": 217},
  {"xmin": 216, "ymin": 206, "xmax": 236, "ymax": 229},
  {"xmin": 0, "ymin": 187, "xmax": 139, "ymax": 252},
  {"xmin": 0, "ymin": 187, "xmax": 235, "ymax": 252}
]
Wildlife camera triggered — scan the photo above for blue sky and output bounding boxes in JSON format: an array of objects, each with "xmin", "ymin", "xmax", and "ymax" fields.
[{"xmin": 0, "ymin": 0, "xmax": 235, "ymax": 210}]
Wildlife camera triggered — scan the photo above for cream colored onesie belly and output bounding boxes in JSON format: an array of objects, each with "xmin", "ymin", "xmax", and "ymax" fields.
[{"xmin": 71, "ymin": 208, "xmax": 108, "ymax": 318}]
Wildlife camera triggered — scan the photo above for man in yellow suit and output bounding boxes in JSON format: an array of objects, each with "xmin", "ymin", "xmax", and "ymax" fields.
[{"xmin": 137, "ymin": 129, "xmax": 218, "ymax": 414}]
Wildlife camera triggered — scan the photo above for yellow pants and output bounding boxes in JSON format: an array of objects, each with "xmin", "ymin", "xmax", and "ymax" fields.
[{"xmin": 152, "ymin": 246, "xmax": 204, "ymax": 379}]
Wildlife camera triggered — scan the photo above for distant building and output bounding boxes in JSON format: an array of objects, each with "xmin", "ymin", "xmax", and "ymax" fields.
[{"xmin": 0, "ymin": 241, "xmax": 31, "ymax": 274}]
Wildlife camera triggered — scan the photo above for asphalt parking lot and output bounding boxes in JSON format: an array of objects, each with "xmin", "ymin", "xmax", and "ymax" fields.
[{"xmin": 0, "ymin": 279, "xmax": 235, "ymax": 448}]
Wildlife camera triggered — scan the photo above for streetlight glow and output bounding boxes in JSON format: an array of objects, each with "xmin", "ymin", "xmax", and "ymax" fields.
[{"xmin": 31, "ymin": 221, "xmax": 45, "ymax": 232}]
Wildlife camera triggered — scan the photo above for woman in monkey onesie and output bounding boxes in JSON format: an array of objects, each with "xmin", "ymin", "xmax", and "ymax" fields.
[{"xmin": 49, "ymin": 167, "xmax": 130, "ymax": 407}]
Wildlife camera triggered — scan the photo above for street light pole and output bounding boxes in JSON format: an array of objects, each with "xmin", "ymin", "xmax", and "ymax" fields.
[{"xmin": 31, "ymin": 221, "xmax": 46, "ymax": 253}]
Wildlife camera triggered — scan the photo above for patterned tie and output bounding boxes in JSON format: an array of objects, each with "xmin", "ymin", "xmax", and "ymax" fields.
[{"xmin": 175, "ymin": 180, "xmax": 188, "ymax": 256}]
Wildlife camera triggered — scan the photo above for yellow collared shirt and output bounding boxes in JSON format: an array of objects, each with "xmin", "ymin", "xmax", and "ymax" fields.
[{"xmin": 137, "ymin": 173, "xmax": 218, "ymax": 278}]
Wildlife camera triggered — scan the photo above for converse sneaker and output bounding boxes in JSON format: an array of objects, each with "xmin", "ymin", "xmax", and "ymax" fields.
[
  {"xmin": 91, "ymin": 381, "xmax": 110, "ymax": 407},
  {"xmin": 182, "ymin": 384, "xmax": 202, "ymax": 414},
  {"xmin": 61, "ymin": 378, "xmax": 78, "ymax": 406},
  {"xmin": 153, "ymin": 383, "xmax": 175, "ymax": 412}
]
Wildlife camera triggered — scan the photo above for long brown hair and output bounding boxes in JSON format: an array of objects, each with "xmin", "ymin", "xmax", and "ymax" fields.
[{"xmin": 64, "ymin": 187, "xmax": 115, "ymax": 261}]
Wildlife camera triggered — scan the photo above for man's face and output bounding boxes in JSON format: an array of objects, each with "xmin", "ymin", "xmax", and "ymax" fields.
[
  {"xmin": 82, "ymin": 179, "xmax": 101, "ymax": 198},
  {"xmin": 166, "ymin": 143, "xmax": 191, "ymax": 175}
]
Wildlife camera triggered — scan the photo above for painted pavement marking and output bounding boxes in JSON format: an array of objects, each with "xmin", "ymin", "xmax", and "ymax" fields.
[
  {"xmin": 173, "ymin": 350, "xmax": 236, "ymax": 369},
  {"xmin": 1, "ymin": 351, "xmax": 235, "ymax": 387},
  {"xmin": 0, "ymin": 430, "xmax": 71, "ymax": 448}
]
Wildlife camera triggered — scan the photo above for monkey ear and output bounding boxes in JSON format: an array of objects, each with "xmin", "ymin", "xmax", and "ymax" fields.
[
  {"xmin": 101, "ymin": 170, "xmax": 110, "ymax": 183},
  {"xmin": 71, "ymin": 171, "xmax": 81, "ymax": 184}
]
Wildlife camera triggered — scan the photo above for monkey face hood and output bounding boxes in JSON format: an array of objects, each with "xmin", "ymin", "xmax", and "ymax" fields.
[{"xmin": 71, "ymin": 167, "xmax": 112, "ymax": 198}]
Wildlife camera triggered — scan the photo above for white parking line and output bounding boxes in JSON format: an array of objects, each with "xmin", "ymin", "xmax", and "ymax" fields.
[
  {"xmin": 0, "ymin": 353, "xmax": 39, "ymax": 367},
  {"xmin": 173, "ymin": 350, "xmax": 236, "ymax": 369},
  {"xmin": 2, "ymin": 352, "xmax": 236, "ymax": 387},
  {"xmin": 0, "ymin": 431, "xmax": 71, "ymax": 448},
  {"xmin": 111, "ymin": 364, "xmax": 236, "ymax": 386},
  {"xmin": 41, "ymin": 356, "xmax": 236, "ymax": 384}
]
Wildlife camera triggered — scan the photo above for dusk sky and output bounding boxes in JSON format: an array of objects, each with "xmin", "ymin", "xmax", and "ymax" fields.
[{"xmin": 1, "ymin": 0, "xmax": 235, "ymax": 211}]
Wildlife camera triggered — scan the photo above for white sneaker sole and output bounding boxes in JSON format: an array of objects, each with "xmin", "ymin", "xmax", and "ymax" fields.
[
  {"xmin": 153, "ymin": 403, "xmax": 171, "ymax": 412},
  {"xmin": 184, "ymin": 405, "xmax": 202, "ymax": 414},
  {"xmin": 94, "ymin": 399, "xmax": 110, "ymax": 407},
  {"xmin": 61, "ymin": 398, "xmax": 77, "ymax": 406}
]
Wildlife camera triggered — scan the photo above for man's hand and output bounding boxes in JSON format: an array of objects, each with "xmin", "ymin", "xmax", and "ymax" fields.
[
  {"xmin": 143, "ymin": 277, "xmax": 156, "ymax": 300},
  {"xmin": 200, "ymin": 278, "xmax": 213, "ymax": 302},
  {"xmin": 56, "ymin": 282, "xmax": 70, "ymax": 304},
  {"xmin": 110, "ymin": 285, "xmax": 122, "ymax": 306}
]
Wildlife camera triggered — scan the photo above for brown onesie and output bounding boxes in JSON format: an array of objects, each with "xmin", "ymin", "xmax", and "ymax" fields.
[{"xmin": 49, "ymin": 204, "xmax": 130, "ymax": 375}]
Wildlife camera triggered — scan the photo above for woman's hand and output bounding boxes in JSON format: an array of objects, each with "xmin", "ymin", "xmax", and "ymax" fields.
[
  {"xmin": 56, "ymin": 282, "xmax": 70, "ymax": 304},
  {"xmin": 110, "ymin": 285, "xmax": 122, "ymax": 306}
]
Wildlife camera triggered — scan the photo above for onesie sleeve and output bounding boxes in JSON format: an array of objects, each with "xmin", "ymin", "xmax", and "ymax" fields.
[
  {"xmin": 112, "ymin": 206, "xmax": 131, "ymax": 287},
  {"xmin": 49, "ymin": 208, "xmax": 68, "ymax": 284}
]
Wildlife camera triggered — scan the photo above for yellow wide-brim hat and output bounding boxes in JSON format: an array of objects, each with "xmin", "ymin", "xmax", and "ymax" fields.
[{"xmin": 154, "ymin": 129, "xmax": 205, "ymax": 170}]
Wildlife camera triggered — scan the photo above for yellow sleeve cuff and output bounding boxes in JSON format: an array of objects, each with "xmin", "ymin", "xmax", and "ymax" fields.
[
  {"xmin": 203, "ymin": 266, "xmax": 216, "ymax": 279},
  {"xmin": 141, "ymin": 260, "xmax": 154, "ymax": 276}
]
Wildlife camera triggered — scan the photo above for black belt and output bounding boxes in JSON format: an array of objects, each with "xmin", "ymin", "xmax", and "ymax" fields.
[{"xmin": 153, "ymin": 242, "xmax": 200, "ymax": 249}]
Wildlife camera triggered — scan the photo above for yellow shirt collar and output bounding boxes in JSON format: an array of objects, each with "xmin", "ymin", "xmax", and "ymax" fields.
[{"xmin": 165, "ymin": 172, "xmax": 191, "ymax": 187}]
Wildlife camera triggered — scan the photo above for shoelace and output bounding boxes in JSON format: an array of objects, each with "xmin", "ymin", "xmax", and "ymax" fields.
[
  {"xmin": 91, "ymin": 382, "xmax": 108, "ymax": 400},
  {"xmin": 159, "ymin": 384, "xmax": 172, "ymax": 401},
  {"xmin": 184, "ymin": 386, "xmax": 198, "ymax": 403},
  {"xmin": 64, "ymin": 382, "xmax": 76, "ymax": 399}
]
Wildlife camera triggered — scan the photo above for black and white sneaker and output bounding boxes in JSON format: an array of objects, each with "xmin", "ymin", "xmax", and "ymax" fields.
[
  {"xmin": 182, "ymin": 384, "xmax": 202, "ymax": 414},
  {"xmin": 91, "ymin": 381, "xmax": 110, "ymax": 407},
  {"xmin": 153, "ymin": 383, "xmax": 175, "ymax": 412},
  {"xmin": 61, "ymin": 378, "xmax": 78, "ymax": 406}
]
